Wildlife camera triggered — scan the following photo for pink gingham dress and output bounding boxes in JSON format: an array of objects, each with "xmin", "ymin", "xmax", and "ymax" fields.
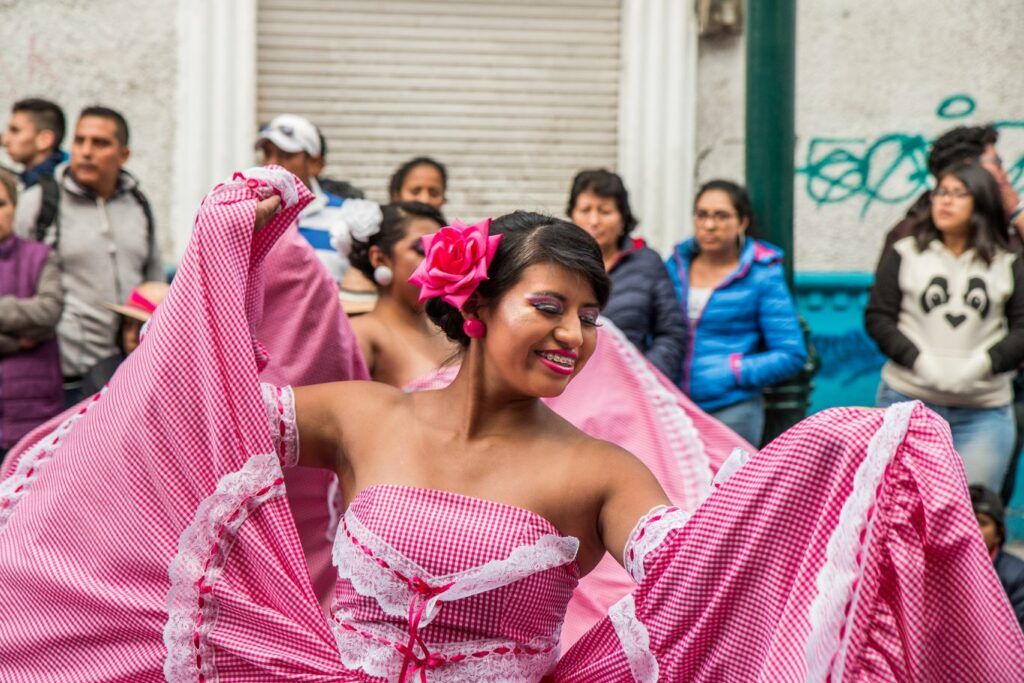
[
  {"xmin": 403, "ymin": 320, "xmax": 753, "ymax": 650},
  {"xmin": 2, "ymin": 170, "xmax": 1023, "ymax": 682},
  {"xmin": 330, "ymin": 484, "xmax": 578, "ymax": 680}
]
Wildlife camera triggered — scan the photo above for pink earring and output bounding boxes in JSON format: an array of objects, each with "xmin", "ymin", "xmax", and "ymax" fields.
[{"xmin": 462, "ymin": 319, "xmax": 486, "ymax": 339}]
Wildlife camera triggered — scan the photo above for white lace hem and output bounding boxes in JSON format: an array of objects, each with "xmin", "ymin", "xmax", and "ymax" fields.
[
  {"xmin": 623, "ymin": 505, "xmax": 691, "ymax": 583},
  {"xmin": 330, "ymin": 613, "xmax": 558, "ymax": 682},
  {"xmin": 601, "ymin": 319, "xmax": 713, "ymax": 506},
  {"xmin": 609, "ymin": 594, "xmax": 659, "ymax": 683},
  {"xmin": 162, "ymin": 453, "xmax": 287, "ymax": 683},
  {"xmin": 712, "ymin": 447, "xmax": 751, "ymax": 488},
  {"xmin": 0, "ymin": 388, "xmax": 106, "ymax": 534},
  {"xmin": 260, "ymin": 382, "xmax": 298, "ymax": 468},
  {"xmin": 803, "ymin": 401, "xmax": 916, "ymax": 681}
]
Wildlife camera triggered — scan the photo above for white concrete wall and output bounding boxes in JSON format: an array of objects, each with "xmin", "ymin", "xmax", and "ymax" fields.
[
  {"xmin": 696, "ymin": 0, "xmax": 1024, "ymax": 273},
  {"xmin": 0, "ymin": 0, "xmax": 178, "ymax": 261}
]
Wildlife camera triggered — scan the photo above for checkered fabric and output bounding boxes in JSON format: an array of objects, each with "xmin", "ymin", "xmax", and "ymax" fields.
[
  {"xmin": 330, "ymin": 485, "xmax": 578, "ymax": 680},
  {"xmin": 0, "ymin": 192, "xmax": 371, "ymax": 617},
  {"xmin": 3, "ymin": 175, "xmax": 1018, "ymax": 681},
  {"xmin": 403, "ymin": 319, "xmax": 752, "ymax": 649},
  {"xmin": 0, "ymin": 170, "xmax": 352, "ymax": 681},
  {"xmin": 554, "ymin": 402, "xmax": 1024, "ymax": 681},
  {"xmin": 258, "ymin": 213, "xmax": 370, "ymax": 610}
]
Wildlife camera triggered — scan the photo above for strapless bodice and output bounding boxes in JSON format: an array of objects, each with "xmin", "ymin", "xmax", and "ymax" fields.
[{"xmin": 330, "ymin": 484, "xmax": 580, "ymax": 681}]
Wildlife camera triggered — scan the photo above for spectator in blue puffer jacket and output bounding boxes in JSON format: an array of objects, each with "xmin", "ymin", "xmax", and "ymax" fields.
[
  {"xmin": 568, "ymin": 169, "xmax": 687, "ymax": 380},
  {"xmin": 666, "ymin": 180, "xmax": 806, "ymax": 445}
]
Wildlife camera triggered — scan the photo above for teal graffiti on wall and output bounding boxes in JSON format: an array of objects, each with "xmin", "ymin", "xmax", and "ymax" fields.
[{"xmin": 797, "ymin": 95, "xmax": 1024, "ymax": 216}]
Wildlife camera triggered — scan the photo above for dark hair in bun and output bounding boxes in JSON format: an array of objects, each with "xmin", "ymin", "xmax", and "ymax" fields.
[
  {"xmin": 425, "ymin": 211, "xmax": 610, "ymax": 347},
  {"xmin": 348, "ymin": 201, "xmax": 446, "ymax": 285}
]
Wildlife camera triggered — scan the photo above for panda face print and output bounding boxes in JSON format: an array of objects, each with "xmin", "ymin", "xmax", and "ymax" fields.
[
  {"xmin": 919, "ymin": 275, "xmax": 990, "ymax": 329},
  {"xmin": 964, "ymin": 277, "xmax": 990, "ymax": 318},
  {"xmin": 920, "ymin": 277, "xmax": 949, "ymax": 313}
]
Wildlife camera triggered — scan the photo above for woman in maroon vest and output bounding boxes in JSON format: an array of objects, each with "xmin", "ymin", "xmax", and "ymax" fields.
[{"xmin": 0, "ymin": 169, "xmax": 63, "ymax": 460}]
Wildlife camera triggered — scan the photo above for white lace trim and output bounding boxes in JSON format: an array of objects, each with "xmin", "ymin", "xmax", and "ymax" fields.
[
  {"xmin": 601, "ymin": 319, "xmax": 713, "ymax": 507},
  {"xmin": 334, "ymin": 509, "xmax": 579, "ymax": 626},
  {"xmin": 330, "ymin": 612, "xmax": 558, "ymax": 682},
  {"xmin": 325, "ymin": 473, "xmax": 342, "ymax": 542},
  {"xmin": 712, "ymin": 447, "xmax": 751, "ymax": 488},
  {"xmin": 0, "ymin": 389, "xmax": 106, "ymax": 534},
  {"xmin": 803, "ymin": 401, "xmax": 916, "ymax": 681},
  {"xmin": 233, "ymin": 166, "xmax": 300, "ymax": 209},
  {"xmin": 623, "ymin": 505, "xmax": 692, "ymax": 583},
  {"xmin": 163, "ymin": 453, "xmax": 287, "ymax": 683},
  {"xmin": 609, "ymin": 594, "xmax": 659, "ymax": 683},
  {"xmin": 260, "ymin": 383, "xmax": 298, "ymax": 468}
]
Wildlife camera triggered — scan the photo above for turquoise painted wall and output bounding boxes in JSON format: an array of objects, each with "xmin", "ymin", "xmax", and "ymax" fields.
[{"xmin": 794, "ymin": 272, "xmax": 884, "ymax": 411}]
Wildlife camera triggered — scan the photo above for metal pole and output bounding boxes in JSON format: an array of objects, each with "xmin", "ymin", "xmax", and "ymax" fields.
[
  {"xmin": 745, "ymin": 1, "xmax": 814, "ymax": 445},
  {"xmin": 745, "ymin": 0, "xmax": 796, "ymax": 285}
]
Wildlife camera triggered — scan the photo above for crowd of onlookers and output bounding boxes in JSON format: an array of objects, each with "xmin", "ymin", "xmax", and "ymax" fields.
[{"xmin": 2, "ymin": 100, "xmax": 1024, "ymax": 627}]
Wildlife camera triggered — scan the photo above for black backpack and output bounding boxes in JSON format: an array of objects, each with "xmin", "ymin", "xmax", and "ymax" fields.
[{"xmin": 34, "ymin": 174, "xmax": 155, "ymax": 252}]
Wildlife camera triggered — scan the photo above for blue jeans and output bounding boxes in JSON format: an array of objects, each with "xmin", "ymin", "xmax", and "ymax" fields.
[
  {"xmin": 876, "ymin": 383, "xmax": 1014, "ymax": 490},
  {"xmin": 710, "ymin": 396, "xmax": 765, "ymax": 447}
]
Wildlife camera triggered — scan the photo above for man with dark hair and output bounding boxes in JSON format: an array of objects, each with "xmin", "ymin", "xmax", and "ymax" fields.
[
  {"xmin": 2, "ymin": 98, "xmax": 67, "ymax": 188},
  {"xmin": 13, "ymin": 105, "xmax": 163, "ymax": 406},
  {"xmin": 882, "ymin": 124, "xmax": 1024, "ymax": 253}
]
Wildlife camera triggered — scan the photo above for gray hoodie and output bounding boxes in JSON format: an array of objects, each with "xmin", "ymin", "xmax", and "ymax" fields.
[{"xmin": 14, "ymin": 166, "xmax": 163, "ymax": 377}]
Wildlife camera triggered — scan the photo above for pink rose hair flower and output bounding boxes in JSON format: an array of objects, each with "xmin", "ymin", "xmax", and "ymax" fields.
[{"xmin": 409, "ymin": 218, "xmax": 503, "ymax": 309}]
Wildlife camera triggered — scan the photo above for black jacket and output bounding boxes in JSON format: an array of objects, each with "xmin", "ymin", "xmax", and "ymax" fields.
[
  {"xmin": 603, "ymin": 238, "xmax": 688, "ymax": 381},
  {"xmin": 995, "ymin": 549, "xmax": 1024, "ymax": 632}
]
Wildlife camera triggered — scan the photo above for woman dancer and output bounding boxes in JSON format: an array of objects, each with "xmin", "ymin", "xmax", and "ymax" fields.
[
  {"xmin": 339, "ymin": 157, "xmax": 449, "ymax": 314},
  {"xmin": 1, "ymin": 170, "xmax": 1021, "ymax": 682},
  {"xmin": 340, "ymin": 200, "xmax": 456, "ymax": 387}
]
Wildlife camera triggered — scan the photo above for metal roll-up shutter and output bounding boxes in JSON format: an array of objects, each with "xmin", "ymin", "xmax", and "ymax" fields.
[{"xmin": 257, "ymin": 0, "xmax": 621, "ymax": 222}]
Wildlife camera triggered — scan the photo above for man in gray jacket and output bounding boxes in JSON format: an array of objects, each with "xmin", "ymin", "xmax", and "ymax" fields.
[{"xmin": 14, "ymin": 106, "xmax": 163, "ymax": 405}]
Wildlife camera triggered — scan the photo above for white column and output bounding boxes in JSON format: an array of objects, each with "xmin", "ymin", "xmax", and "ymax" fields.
[
  {"xmin": 170, "ymin": 0, "xmax": 257, "ymax": 261},
  {"xmin": 618, "ymin": 0, "xmax": 699, "ymax": 256}
]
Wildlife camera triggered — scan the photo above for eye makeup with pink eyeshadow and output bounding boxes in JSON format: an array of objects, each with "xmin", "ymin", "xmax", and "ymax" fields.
[
  {"xmin": 526, "ymin": 295, "xmax": 602, "ymax": 327},
  {"xmin": 579, "ymin": 307, "xmax": 602, "ymax": 326},
  {"xmin": 526, "ymin": 295, "xmax": 564, "ymax": 315}
]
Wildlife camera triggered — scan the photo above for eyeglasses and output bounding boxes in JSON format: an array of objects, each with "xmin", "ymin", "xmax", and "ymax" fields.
[
  {"xmin": 931, "ymin": 187, "xmax": 971, "ymax": 200},
  {"xmin": 693, "ymin": 210, "xmax": 738, "ymax": 224}
]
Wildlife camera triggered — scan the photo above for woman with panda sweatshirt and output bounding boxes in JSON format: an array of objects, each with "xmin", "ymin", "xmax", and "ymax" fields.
[{"xmin": 866, "ymin": 160, "xmax": 1024, "ymax": 490}]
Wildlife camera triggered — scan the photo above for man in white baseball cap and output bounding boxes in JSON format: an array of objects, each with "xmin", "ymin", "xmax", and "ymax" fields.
[
  {"xmin": 256, "ymin": 114, "xmax": 322, "ymax": 185},
  {"xmin": 256, "ymin": 114, "xmax": 353, "ymax": 282}
]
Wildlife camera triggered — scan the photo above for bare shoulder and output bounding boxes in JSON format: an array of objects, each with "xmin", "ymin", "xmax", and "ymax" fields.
[
  {"xmin": 540, "ymin": 409, "xmax": 660, "ymax": 497},
  {"xmin": 575, "ymin": 434, "xmax": 657, "ymax": 487}
]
